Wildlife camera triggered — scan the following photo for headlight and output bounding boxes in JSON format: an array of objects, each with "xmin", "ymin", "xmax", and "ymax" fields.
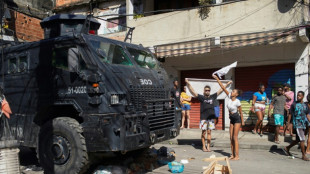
[
  {"xmin": 110, "ymin": 94, "xmax": 127, "ymax": 105},
  {"xmin": 111, "ymin": 94, "xmax": 119, "ymax": 105}
]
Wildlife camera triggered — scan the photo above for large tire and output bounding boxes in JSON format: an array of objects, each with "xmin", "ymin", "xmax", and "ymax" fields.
[{"xmin": 37, "ymin": 117, "xmax": 89, "ymax": 174}]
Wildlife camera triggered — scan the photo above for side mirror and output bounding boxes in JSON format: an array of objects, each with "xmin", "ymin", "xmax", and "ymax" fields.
[{"xmin": 97, "ymin": 48, "xmax": 107, "ymax": 58}]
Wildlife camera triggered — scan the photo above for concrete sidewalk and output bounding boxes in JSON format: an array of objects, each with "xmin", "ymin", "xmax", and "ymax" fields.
[{"xmin": 163, "ymin": 129, "xmax": 307, "ymax": 152}]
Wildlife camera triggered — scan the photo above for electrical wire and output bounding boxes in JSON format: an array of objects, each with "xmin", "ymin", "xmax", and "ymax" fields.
[
  {"xmin": 95, "ymin": 0, "xmax": 248, "ymax": 18},
  {"xmin": 129, "ymin": 0, "xmax": 274, "ymax": 43},
  {"xmin": 296, "ymin": 0, "xmax": 310, "ymax": 6}
]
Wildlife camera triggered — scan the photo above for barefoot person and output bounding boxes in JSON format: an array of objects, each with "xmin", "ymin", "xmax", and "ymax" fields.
[
  {"xmin": 185, "ymin": 78, "xmax": 232, "ymax": 152},
  {"xmin": 283, "ymin": 83, "xmax": 294, "ymax": 136},
  {"xmin": 180, "ymin": 86, "xmax": 192, "ymax": 129},
  {"xmin": 251, "ymin": 84, "xmax": 267, "ymax": 137},
  {"xmin": 283, "ymin": 91, "xmax": 310, "ymax": 161},
  {"xmin": 268, "ymin": 86, "xmax": 286, "ymax": 144},
  {"xmin": 213, "ymin": 75, "xmax": 244, "ymax": 160}
]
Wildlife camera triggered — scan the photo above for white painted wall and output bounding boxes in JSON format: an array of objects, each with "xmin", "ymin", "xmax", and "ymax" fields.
[
  {"xmin": 295, "ymin": 44, "xmax": 309, "ymax": 101},
  {"xmin": 128, "ymin": 0, "xmax": 305, "ymax": 47}
]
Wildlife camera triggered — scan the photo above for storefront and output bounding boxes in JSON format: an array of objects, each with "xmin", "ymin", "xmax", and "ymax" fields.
[
  {"xmin": 180, "ymin": 63, "xmax": 295, "ymax": 130},
  {"xmin": 235, "ymin": 63, "xmax": 295, "ymax": 130}
]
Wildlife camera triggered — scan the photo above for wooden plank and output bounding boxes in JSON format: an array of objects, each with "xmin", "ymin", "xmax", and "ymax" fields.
[
  {"xmin": 202, "ymin": 156, "xmax": 227, "ymax": 162},
  {"xmin": 225, "ymin": 157, "xmax": 232, "ymax": 174},
  {"xmin": 202, "ymin": 156, "xmax": 232, "ymax": 174},
  {"xmin": 203, "ymin": 161, "xmax": 217, "ymax": 174}
]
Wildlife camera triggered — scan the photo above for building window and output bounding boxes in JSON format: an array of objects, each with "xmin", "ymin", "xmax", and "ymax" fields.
[
  {"xmin": 97, "ymin": 5, "xmax": 127, "ymax": 35},
  {"xmin": 105, "ymin": 17, "xmax": 126, "ymax": 34},
  {"xmin": 154, "ymin": 0, "xmax": 199, "ymax": 14}
]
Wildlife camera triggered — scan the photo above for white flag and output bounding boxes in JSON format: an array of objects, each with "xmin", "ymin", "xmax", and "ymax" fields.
[{"xmin": 212, "ymin": 61, "xmax": 237, "ymax": 79}]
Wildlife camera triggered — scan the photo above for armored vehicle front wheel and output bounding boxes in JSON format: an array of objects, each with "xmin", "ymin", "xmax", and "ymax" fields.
[{"xmin": 37, "ymin": 117, "xmax": 89, "ymax": 174}]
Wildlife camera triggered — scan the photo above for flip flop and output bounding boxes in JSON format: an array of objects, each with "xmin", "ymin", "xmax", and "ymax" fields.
[
  {"xmin": 282, "ymin": 148, "xmax": 292, "ymax": 156},
  {"xmin": 302, "ymin": 157, "xmax": 310, "ymax": 161},
  {"xmin": 251, "ymin": 130, "xmax": 256, "ymax": 134},
  {"xmin": 274, "ymin": 141, "xmax": 280, "ymax": 144},
  {"xmin": 202, "ymin": 149, "xmax": 212, "ymax": 152}
]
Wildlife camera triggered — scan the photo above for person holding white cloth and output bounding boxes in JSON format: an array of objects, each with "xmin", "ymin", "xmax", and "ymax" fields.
[{"xmin": 213, "ymin": 74, "xmax": 244, "ymax": 160}]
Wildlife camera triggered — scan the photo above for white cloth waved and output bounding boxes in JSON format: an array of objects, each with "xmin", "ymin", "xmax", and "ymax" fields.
[{"xmin": 212, "ymin": 61, "xmax": 238, "ymax": 79}]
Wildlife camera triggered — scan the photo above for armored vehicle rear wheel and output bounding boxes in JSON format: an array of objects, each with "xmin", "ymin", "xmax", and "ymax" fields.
[{"xmin": 37, "ymin": 117, "xmax": 89, "ymax": 174}]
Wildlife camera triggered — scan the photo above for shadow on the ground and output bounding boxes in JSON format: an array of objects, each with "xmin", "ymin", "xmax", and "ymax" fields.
[
  {"xmin": 267, "ymin": 133, "xmax": 293, "ymax": 143},
  {"xmin": 19, "ymin": 147, "xmax": 40, "ymax": 166},
  {"xmin": 18, "ymin": 146, "xmax": 176, "ymax": 173},
  {"xmin": 87, "ymin": 146, "xmax": 175, "ymax": 173},
  {"xmin": 19, "ymin": 147, "xmax": 43, "ymax": 172},
  {"xmin": 213, "ymin": 149, "xmax": 230, "ymax": 157},
  {"xmin": 268, "ymin": 148, "xmax": 304, "ymax": 160},
  {"xmin": 177, "ymin": 139, "xmax": 202, "ymax": 146}
]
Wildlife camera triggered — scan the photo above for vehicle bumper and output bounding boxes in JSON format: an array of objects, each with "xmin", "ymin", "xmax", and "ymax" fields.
[{"xmin": 82, "ymin": 111, "xmax": 180, "ymax": 152}]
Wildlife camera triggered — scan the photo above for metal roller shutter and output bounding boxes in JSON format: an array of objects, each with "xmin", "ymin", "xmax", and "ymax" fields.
[
  {"xmin": 181, "ymin": 69, "xmax": 225, "ymax": 130},
  {"xmin": 235, "ymin": 63, "xmax": 295, "ymax": 131}
]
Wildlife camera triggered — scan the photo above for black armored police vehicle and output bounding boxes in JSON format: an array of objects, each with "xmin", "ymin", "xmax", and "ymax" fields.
[{"xmin": 0, "ymin": 14, "xmax": 180, "ymax": 173}]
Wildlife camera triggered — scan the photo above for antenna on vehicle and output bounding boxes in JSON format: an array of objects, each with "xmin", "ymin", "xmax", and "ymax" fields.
[
  {"xmin": 81, "ymin": 0, "xmax": 94, "ymax": 35},
  {"xmin": 124, "ymin": 27, "xmax": 135, "ymax": 43}
]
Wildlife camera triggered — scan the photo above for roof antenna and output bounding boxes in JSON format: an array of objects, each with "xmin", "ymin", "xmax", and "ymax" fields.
[
  {"xmin": 124, "ymin": 27, "xmax": 135, "ymax": 43},
  {"xmin": 81, "ymin": 0, "xmax": 95, "ymax": 34}
]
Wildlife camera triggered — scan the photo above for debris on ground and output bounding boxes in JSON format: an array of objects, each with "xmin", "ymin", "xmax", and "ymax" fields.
[
  {"xmin": 168, "ymin": 161, "xmax": 184, "ymax": 173},
  {"xmin": 93, "ymin": 165, "xmax": 125, "ymax": 174},
  {"xmin": 180, "ymin": 159, "xmax": 188, "ymax": 164},
  {"xmin": 188, "ymin": 157, "xmax": 195, "ymax": 161},
  {"xmin": 202, "ymin": 156, "xmax": 232, "ymax": 174},
  {"xmin": 19, "ymin": 146, "xmax": 178, "ymax": 174}
]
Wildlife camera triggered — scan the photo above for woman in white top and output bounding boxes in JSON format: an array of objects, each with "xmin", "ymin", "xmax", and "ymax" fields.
[{"xmin": 213, "ymin": 75, "xmax": 244, "ymax": 160}]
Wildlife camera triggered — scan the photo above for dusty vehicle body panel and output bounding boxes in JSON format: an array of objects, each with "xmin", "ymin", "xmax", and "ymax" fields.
[{"xmin": 1, "ymin": 31, "xmax": 180, "ymax": 153}]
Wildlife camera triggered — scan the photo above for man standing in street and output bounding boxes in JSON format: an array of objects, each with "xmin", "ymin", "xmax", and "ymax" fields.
[
  {"xmin": 185, "ymin": 78, "xmax": 231, "ymax": 152},
  {"xmin": 268, "ymin": 86, "xmax": 286, "ymax": 144},
  {"xmin": 171, "ymin": 80, "xmax": 181, "ymax": 109},
  {"xmin": 283, "ymin": 83, "xmax": 294, "ymax": 136}
]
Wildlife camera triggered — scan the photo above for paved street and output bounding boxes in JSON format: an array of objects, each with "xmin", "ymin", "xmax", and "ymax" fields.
[
  {"xmin": 150, "ymin": 144, "xmax": 310, "ymax": 174},
  {"xmin": 20, "ymin": 142, "xmax": 310, "ymax": 174}
]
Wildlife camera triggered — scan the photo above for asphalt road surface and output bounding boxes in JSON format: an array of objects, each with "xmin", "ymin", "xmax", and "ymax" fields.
[
  {"xmin": 150, "ymin": 144, "xmax": 310, "ymax": 174},
  {"xmin": 19, "ymin": 144, "xmax": 310, "ymax": 174}
]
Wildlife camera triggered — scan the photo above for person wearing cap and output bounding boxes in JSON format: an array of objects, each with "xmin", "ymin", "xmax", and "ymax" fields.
[{"xmin": 283, "ymin": 83, "xmax": 294, "ymax": 136}]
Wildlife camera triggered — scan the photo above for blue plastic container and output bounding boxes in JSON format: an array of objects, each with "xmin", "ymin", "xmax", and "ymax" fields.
[{"xmin": 168, "ymin": 161, "xmax": 184, "ymax": 173}]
